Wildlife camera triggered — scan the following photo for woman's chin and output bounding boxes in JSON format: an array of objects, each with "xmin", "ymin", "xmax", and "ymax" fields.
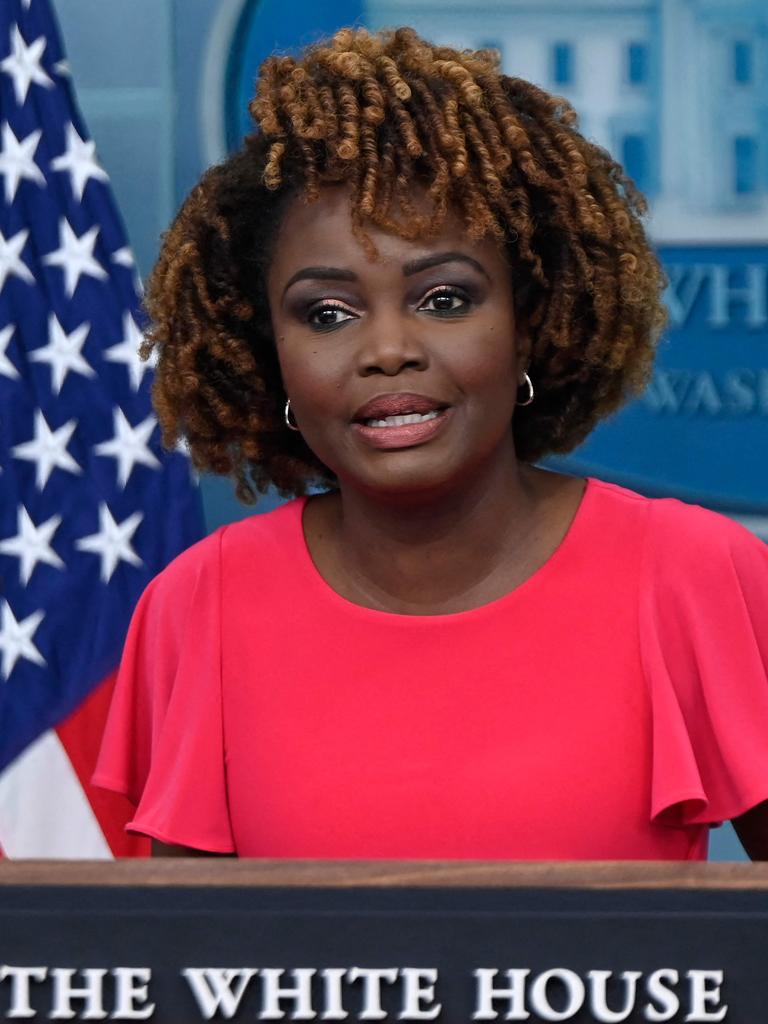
[
  {"xmin": 335, "ymin": 453, "xmax": 480, "ymax": 506},
  {"xmin": 312, "ymin": 422, "xmax": 515, "ymax": 505}
]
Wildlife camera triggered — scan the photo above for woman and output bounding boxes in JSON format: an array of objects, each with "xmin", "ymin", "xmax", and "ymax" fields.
[{"xmin": 94, "ymin": 27, "xmax": 768, "ymax": 860}]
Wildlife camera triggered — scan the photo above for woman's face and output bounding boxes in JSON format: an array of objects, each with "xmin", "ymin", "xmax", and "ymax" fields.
[{"xmin": 267, "ymin": 185, "xmax": 530, "ymax": 499}]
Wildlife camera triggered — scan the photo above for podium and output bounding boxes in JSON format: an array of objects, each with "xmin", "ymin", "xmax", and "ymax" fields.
[{"xmin": 2, "ymin": 861, "xmax": 768, "ymax": 1022}]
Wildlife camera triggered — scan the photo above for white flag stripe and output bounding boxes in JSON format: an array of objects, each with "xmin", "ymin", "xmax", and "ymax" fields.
[{"xmin": 0, "ymin": 730, "xmax": 112, "ymax": 858}]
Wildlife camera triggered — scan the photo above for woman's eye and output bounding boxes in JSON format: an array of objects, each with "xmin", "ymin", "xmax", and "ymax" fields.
[
  {"xmin": 307, "ymin": 303, "xmax": 356, "ymax": 330},
  {"xmin": 419, "ymin": 288, "xmax": 471, "ymax": 315}
]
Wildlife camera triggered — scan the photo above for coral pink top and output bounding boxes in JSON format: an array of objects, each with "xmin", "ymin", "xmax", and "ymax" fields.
[{"xmin": 94, "ymin": 478, "xmax": 768, "ymax": 859}]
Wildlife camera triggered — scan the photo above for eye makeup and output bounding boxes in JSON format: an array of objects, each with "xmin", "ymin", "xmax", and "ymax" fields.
[
  {"xmin": 286, "ymin": 273, "xmax": 486, "ymax": 332},
  {"xmin": 306, "ymin": 300, "xmax": 358, "ymax": 331},
  {"xmin": 418, "ymin": 284, "xmax": 474, "ymax": 316}
]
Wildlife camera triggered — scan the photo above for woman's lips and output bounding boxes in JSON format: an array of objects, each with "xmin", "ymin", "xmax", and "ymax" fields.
[
  {"xmin": 352, "ymin": 407, "xmax": 453, "ymax": 449},
  {"xmin": 353, "ymin": 392, "xmax": 447, "ymax": 421}
]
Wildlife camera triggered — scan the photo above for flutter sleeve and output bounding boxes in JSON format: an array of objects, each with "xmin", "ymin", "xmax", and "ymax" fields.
[
  {"xmin": 641, "ymin": 499, "xmax": 768, "ymax": 827},
  {"xmin": 93, "ymin": 529, "xmax": 234, "ymax": 852}
]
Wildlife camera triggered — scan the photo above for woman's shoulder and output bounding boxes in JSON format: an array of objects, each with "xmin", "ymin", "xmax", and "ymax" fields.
[
  {"xmin": 607, "ymin": 477, "xmax": 768, "ymax": 829},
  {"xmin": 146, "ymin": 497, "xmax": 306, "ymax": 598},
  {"xmin": 586, "ymin": 475, "xmax": 765, "ymax": 571}
]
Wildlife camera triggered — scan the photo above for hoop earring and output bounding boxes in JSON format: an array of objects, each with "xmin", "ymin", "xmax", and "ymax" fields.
[
  {"xmin": 284, "ymin": 399, "xmax": 300, "ymax": 432},
  {"xmin": 516, "ymin": 372, "xmax": 534, "ymax": 407}
]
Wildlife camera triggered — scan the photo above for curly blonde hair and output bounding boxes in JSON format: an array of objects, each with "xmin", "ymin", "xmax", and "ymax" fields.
[{"xmin": 144, "ymin": 26, "xmax": 667, "ymax": 502}]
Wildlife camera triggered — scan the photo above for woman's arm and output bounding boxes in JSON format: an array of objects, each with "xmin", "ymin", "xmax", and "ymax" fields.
[
  {"xmin": 151, "ymin": 839, "xmax": 235, "ymax": 857},
  {"xmin": 732, "ymin": 800, "xmax": 768, "ymax": 861}
]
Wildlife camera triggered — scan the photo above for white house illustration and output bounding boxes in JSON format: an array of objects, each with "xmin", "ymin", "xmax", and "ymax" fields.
[{"xmin": 365, "ymin": 0, "xmax": 768, "ymax": 243}]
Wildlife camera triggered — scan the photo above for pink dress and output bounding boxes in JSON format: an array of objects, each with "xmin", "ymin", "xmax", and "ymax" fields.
[{"xmin": 94, "ymin": 478, "xmax": 768, "ymax": 859}]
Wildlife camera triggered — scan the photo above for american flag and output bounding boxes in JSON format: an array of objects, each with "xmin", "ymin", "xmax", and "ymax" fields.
[{"xmin": 0, "ymin": 0, "xmax": 203, "ymax": 856}]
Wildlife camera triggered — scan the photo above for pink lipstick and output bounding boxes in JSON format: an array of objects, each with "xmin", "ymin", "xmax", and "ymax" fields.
[{"xmin": 351, "ymin": 393, "xmax": 452, "ymax": 450}]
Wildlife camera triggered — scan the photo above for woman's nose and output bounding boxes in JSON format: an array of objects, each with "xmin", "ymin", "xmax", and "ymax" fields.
[{"xmin": 356, "ymin": 314, "xmax": 429, "ymax": 377}]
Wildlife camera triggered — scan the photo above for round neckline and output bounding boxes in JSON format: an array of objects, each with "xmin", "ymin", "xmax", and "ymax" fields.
[{"xmin": 291, "ymin": 476, "xmax": 596, "ymax": 624}]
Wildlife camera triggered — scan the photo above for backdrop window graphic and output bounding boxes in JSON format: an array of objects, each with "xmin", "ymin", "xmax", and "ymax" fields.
[{"xmin": 0, "ymin": 0, "xmax": 203, "ymax": 857}]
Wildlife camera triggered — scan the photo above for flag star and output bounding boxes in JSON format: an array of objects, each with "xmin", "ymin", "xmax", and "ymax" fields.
[
  {"xmin": 104, "ymin": 312, "xmax": 154, "ymax": 390},
  {"xmin": 75, "ymin": 503, "xmax": 143, "ymax": 583},
  {"xmin": 0, "ymin": 227, "xmax": 33, "ymax": 291},
  {"xmin": 29, "ymin": 313, "xmax": 94, "ymax": 394},
  {"xmin": 174, "ymin": 437, "xmax": 200, "ymax": 482},
  {"xmin": 111, "ymin": 246, "xmax": 143, "ymax": 293},
  {"xmin": 0, "ymin": 122, "xmax": 44, "ymax": 202},
  {"xmin": 12, "ymin": 410, "xmax": 82, "ymax": 489},
  {"xmin": 0, "ymin": 601, "xmax": 45, "ymax": 680},
  {"xmin": 0, "ymin": 506, "xmax": 64, "ymax": 585},
  {"xmin": 95, "ymin": 408, "xmax": 160, "ymax": 488},
  {"xmin": 22, "ymin": 0, "xmax": 32, "ymax": 9},
  {"xmin": 0, "ymin": 324, "xmax": 19, "ymax": 379},
  {"xmin": 0, "ymin": 24, "xmax": 53, "ymax": 105},
  {"xmin": 42, "ymin": 218, "xmax": 107, "ymax": 297},
  {"xmin": 111, "ymin": 246, "xmax": 135, "ymax": 267},
  {"xmin": 50, "ymin": 122, "xmax": 108, "ymax": 201}
]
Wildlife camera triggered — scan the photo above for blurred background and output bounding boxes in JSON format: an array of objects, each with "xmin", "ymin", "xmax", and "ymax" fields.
[{"xmin": 4, "ymin": 0, "xmax": 766, "ymax": 859}]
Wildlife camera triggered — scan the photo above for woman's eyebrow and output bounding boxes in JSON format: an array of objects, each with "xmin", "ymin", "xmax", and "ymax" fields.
[
  {"xmin": 282, "ymin": 266, "xmax": 357, "ymax": 297},
  {"xmin": 402, "ymin": 251, "xmax": 490, "ymax": 280}
]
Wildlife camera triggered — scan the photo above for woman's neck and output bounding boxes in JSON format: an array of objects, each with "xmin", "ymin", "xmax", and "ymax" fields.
[{"xmin": 304, "ymin": 456, "xmax": 582, "ymax": 615}]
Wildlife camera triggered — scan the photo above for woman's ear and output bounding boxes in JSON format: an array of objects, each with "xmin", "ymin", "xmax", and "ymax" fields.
[{"xmin": 515, "ymin": 327, "xmax": 532, "ymax": 373}]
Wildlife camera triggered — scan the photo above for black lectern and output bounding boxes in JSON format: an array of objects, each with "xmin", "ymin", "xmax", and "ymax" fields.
[{"xmin": 1, "ymin": 861, "xmax": 766, "ymax": 1022}]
